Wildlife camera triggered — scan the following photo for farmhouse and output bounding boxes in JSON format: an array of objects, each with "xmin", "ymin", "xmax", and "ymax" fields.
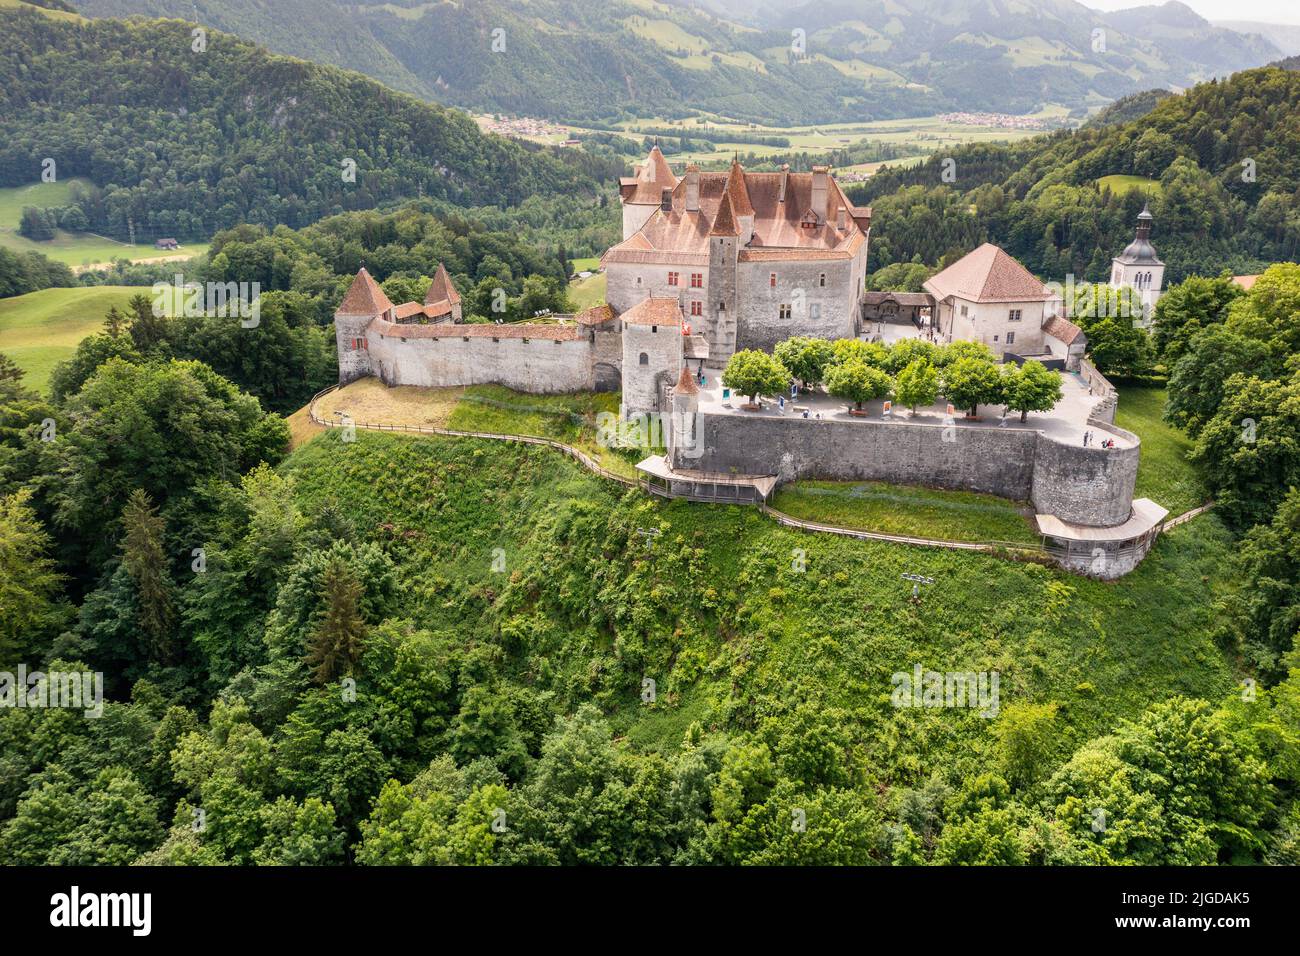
[{"xmin": 332, "ymin": 146, "xmax": 1168, "ymax": 578}]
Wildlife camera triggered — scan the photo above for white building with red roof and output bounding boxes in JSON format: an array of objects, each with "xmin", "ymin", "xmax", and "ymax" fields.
[
  {"xmin": 606, "ymin": 151, "xmax": 871, "ymax": 366},
  {"xmin": 924, "ymin": 242, "xmax": 1054, "ymax": 355}
]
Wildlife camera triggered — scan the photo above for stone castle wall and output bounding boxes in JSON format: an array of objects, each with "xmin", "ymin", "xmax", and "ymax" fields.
[
  {"xmin": 364, "ymin": 327, "xmax": 600, "ymax": 393},
  {"xmin": 684, "ymin": 411, "xmax": 1139, "ymax": 527},
  {"xmin": 734, "ymin": 258, "xmax": 859, "ymax": 353},
  {"xmin": 335, "ymin": 312, "xmax": 375, "ymax": 383}
]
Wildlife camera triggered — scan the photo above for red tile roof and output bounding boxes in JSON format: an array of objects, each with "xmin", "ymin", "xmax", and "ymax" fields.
[
  {"xmin": 725, "ymin": 159, "xmax": 755, "ymax": 219},
  {"xmin": 623, "ymin": 145, "xmax": 678, "ymax": 205},
  {"xmin": 621, "ymin": 297, "xmax": 684, "ymax": 327},
  {"xmin": 710, "ymin": 192, "xmax": 740, "ymax": 237},
  {"xmin": 575, "ymin": 304, "xmax": 615, "ymax": 326},
  {"xmin": 923, "ymin": 243, "xmax": 1050, "ymax": 304},
  {"xmin": 424, "ymin": 262, "xmax": 461, "ymax": 313},
  {"xmin": 1042, "ymin": 315, "xmax": 1086, "ymax": 346},
  {"xmin": 606, "ymin": 153, "xmax": 867, "ymax": 266},
  {"xmin": 336, "ymin": 267, "xmax": 393, "ymax": 316},
  {"xmin": 673, "ymin": 365, "xmax": 699, "ymax": 395}
]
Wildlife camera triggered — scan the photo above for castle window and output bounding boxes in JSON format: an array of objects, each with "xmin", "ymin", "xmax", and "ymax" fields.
[
  {"xmin": 690, "ymin": 301, "xmax": 702, "ymax": 316},
  {"xmin": 690, "ymin": 273, "xmax": 703, "ymax": 288},
  {"xmin": 636, "ymin": 276, "xmax": 643, "ymax": 285},
  {"xmin": 718, "ymin": 302, "xmax": 726, "ymax": 312},
  {"xmin": 769, "ymin": 273, "xmax": 777, "ymax": 287},
  {"xmin": 1008, "ymin": 309, "xmax": 1022, "ymax": 322},
  {"xmin": 993, "ymin": 335, "xmax": 999, "ymax": 342},
  {"xmin": 1007, "ymin": 331, "xmax": 1015, "ymax": 345},
  {"xmin": 639, "ymin": 352, "xmax": 649, "ymax": 366},
  {"xmin": 960, "ymin": 304, "xmax": 968, "ymax": 317},
  {"xmin": 668, "ymin": 271, "xmax": 679, "ymax": 286},
  {"xmin": 779, "ymin": 304, "xmax": 792, "ymax": 319},
  {"xmin": 651, "ymin": 325, "xmax": 657, "ymax": 333},
  {"xmin": 809, "ymin": 303, "xmax": 821, "ymax": 320},
  {"xmin": 819, "ymin": 273, "xmax": 826, "ymax": 287}
]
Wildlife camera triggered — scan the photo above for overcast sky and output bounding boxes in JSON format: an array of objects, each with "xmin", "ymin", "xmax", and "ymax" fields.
[{"xmin": 1087, "ymin": 0, "xmax": 1300, "ymax": 26}]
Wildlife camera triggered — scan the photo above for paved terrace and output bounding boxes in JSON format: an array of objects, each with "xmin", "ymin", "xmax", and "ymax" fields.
[{"xmin": 690, "ymin": 366, "xmax": 1133, "ymax": 449}]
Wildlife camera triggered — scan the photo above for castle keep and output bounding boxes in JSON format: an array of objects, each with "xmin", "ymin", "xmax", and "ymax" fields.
[{"xmin": 333, "ymin": 147, "xmax": 1171, "ymax": 578}]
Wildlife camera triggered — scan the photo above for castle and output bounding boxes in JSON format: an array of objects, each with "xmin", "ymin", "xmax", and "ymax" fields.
[{"xmin": 333, "ymin": 147, "xmax": 1170, "ymax": 578}]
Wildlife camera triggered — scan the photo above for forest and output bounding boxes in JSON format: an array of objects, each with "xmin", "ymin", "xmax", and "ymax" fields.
[
  {"xmin": 1, "ymin": 4, "xmax": 1299, "ymax": 870},
  {"xmin": 849, "ymin": 64, "xmax": 1300, "ymax": 285},
  {"xmin": 0, "ymin": 11, "xmax": 614, "ymax": 242}
]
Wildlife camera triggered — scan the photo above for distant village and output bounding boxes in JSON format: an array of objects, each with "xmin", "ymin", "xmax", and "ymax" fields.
[{"xmin": 937, "ymin": 112, "xmax": 1050, "ymax": 129}]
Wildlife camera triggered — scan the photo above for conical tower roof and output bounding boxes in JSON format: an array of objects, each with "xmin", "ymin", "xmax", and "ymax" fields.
[
  {"xmin": 337, "ymin": 267, "xmax": 393, "ymax": 316},
  {"xmin": 425, "ymin": 262, "xmax": 461, "ymax": 306}
]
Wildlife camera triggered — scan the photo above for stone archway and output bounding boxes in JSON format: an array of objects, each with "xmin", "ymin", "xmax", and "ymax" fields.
[{"xmin": 593, "ymin": 362, "xmax": 621, "ymax": 392}]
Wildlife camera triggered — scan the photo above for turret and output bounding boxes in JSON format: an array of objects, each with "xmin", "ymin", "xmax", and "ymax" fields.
[
  {"xmin": 333, "ymin": 267, "xmax": 391, "ymax": 383},
  {"xmin": 670, "ymin": 365, "xmax": 701, "ymax": 465}
]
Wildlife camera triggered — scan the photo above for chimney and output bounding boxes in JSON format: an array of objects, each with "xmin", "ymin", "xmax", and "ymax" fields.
[
  {"xmin": 811, "ymin": 165, "xmax": 829, "ymax": 224},
  {"xmin": 661, "ymin": 187, "xmax": 673, "ymax": 213},
  {"xmin": 836, "ymin": 202, "xmax": 846, "ymax": 231},
  {"xmin": 685, "ymin": 165, "xmax": 700, "ymax": 212},
  {"xmin": 778, "ymin": 164, "xmax": 789, "ymax": 203}
]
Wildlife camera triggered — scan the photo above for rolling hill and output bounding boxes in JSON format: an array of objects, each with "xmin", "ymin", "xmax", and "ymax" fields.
[
  {"xmin": 71, "ymin": 0, "xmax": 1282, "ymax": 124},
  {"xmin": 0, "ymin": 7, "xmax": 602, "ymax": 242}
]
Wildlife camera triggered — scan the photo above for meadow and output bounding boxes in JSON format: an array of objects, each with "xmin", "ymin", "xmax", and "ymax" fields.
[
  {"xmin": 0, "ymin": 285, "xmax": 187, "ymax": 393},
  {"xmin": 0, "ymin": 286, "xmax": 141, "ymax": 393},
  {"xmin": 1115, "ymin": 385, "xmax": 1206, "ymax": 517},
  {"xmin": 0, "ymin": 179, "xmax": 201, "ymax": 269},
  {"xmin": 770, "ymin": 480, "xmax": 1039, "ymax": 545}
]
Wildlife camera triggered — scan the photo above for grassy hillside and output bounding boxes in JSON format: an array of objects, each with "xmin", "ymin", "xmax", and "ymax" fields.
[
  {"xmin": 1115, "ymin": 386, "xmax": 1207, "ymax": 517},
  {"xmin": 283, "ymin": 427, "xmax": 1240, "ymax": 768},
  {"xmin": 0, "ymin": 285, "xmax": 141, "ymax": 392},
  {"xmin": 770, "ymin": 480, "xmax": 1039, "ymax": 545}
]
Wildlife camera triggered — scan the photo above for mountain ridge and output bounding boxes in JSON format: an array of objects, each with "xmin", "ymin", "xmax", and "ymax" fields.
[{"xmin": 69, "ymin": 0, "xmax": 1282, "ymax": 124}]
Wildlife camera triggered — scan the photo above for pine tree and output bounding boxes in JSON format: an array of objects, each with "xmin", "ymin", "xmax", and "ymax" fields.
[
  {"xmin": 304, "ymin": 559, "xmax": 367, "ymax": 684},
  {"xmin": 120, "ymin": 489, "xmax": 176, "ymax": 662},
  {"xmin": 102, "ymin": 305, "xmax": 128, "ymax": 337}
]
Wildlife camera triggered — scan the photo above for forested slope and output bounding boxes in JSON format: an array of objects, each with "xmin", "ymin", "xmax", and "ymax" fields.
[
  {"xmin": 0, "ymin": 11, "xmax": 606, "ymax": 241},
  {"xmin": 852, "ymin": 65, "xmax": 1300, "ymax": 283}
]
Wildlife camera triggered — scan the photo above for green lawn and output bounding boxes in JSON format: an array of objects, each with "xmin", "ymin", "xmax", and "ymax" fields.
[
  {"xmin": 1097, "ymin": 174, "xmax": 1163, "ymax": 197},
  {"xmin": 569, "ymin": 257, "xmax": 601, "ymax": 272},
  {"xmin": 770, "ymin": 480, "xmax": 1039, "ymax": 545},
  {"xmin": 0, "ymin": 286, "xmax": 144, "ymax": 393},
  {"xmin": 568, "ymin": 272, "xmax": 606, "ymax": 310},
  {"xmin": 1116, "ymin": 385, "xmax": 1206, "ymax": 516}
]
